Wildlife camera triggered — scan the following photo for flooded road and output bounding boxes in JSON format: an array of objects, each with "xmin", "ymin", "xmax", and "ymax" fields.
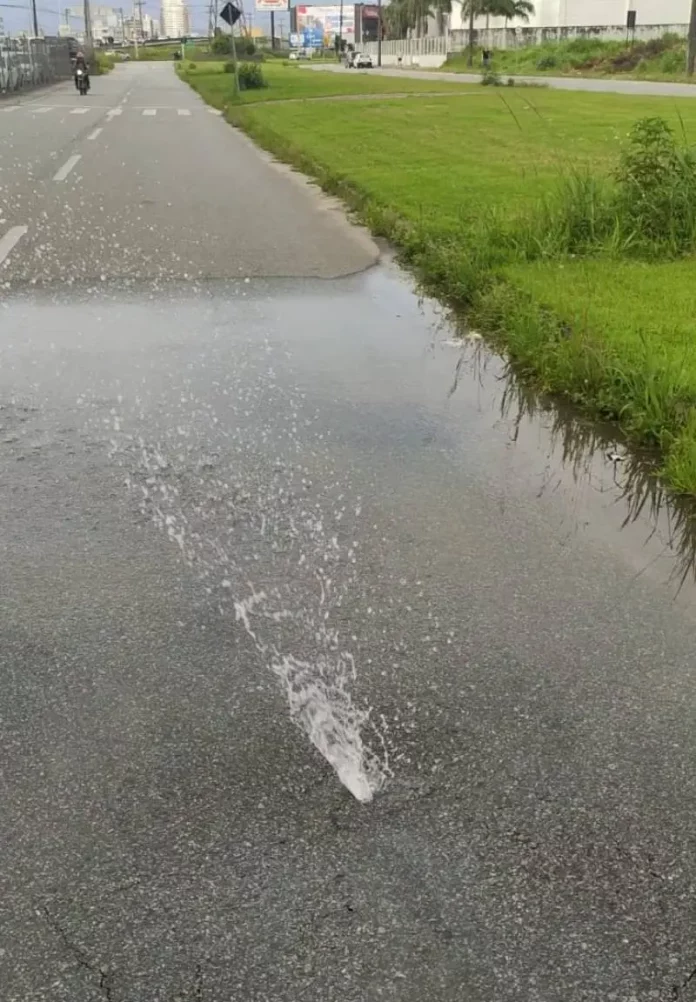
[
  {"xmin": 3, "ymin": 60, "xmax": 696, "ymax": 1002},
  {"xmin": 2, "ymin": 264, "xmax": 696, "ymax": 1002}
]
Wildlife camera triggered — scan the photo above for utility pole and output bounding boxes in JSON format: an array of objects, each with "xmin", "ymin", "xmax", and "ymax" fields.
[
  {"xmin": 338, "ymin": 0, "xmax": 343, "ymax": 61},
  {"xmin": 467, "ymin": 0, "xmax": 475, "ymax": 68},
  {"xmin": 133, "ymin": 0, "xmax": 144, "ymax": 57},
  {"xmin": 83, "ymin": 0, "xmax": 93, "ymax": 50},
  {"xmin": 118, "ymin": 6, "xmax": 125, "ymax": 43},
  {"xmin": 377, "ymin": 0, "xmax": 382, "ymax": 66},
  {"xmin": 688, "ymin": 0, "xmax": 696, "ymax": 76},
  {"xmin": 270, "ymin": 9, "xmax": 275, "ymax": 49},
  {"xmin": 30, "ymin": 0, "xmax": 39, "ymax": 37},
  {"xmin": 229, "ymin": 21, "xmax": 240, "ymax": 94}
]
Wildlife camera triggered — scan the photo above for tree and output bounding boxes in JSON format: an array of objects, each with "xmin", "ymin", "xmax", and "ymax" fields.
[
  {"xmin": 498, "ymin": 0, "xmax": 534, "ymax": 22},
  {"xmin": 382, "ymin": 0, "xmax": 435, "ymax": 38},
  {"xmin": 462, "ymin": 0, "xmax": 534, "ymax": 67}
]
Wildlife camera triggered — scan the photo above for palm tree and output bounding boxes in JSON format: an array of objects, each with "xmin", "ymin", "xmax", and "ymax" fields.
[
  {"xmin": 463, "ymin": 0, "xmax": 534, "ymax": 66},
  {"xmin": 499, "ymin": 0, "xmax": 535, "ymax": 19},
  {"xmin": 383, "ymin": 0, "xmax": 448, "ymax": 38}
]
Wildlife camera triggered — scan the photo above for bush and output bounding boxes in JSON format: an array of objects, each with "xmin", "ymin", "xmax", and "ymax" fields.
[
  {"xmin": 241, "ymin": 39, "xmax": 256, "ymax": 56},
  {"xmin": 224, "ymin": 60, "xmax": 267, "ymax": 90},
  {"xmin": 536, "ymin": 54, "xmax": 557, "ymax": 70},
  {"xmin": 239, "ymin": 61, "xmax": 266, "ymax": 89},
  {"xmin": 480, "ymin": 68, "xmax": 502, "ymax": 86},
  {"xmin": 212, "ymin": 33, "xmax": 233, "ymax": 55},
  {"xmin": 93, "ymin": 52, "xmax": 116, "ymax": 74},
  {"xmin": 659, "ymin": 49, "xmax": 684, "ymax": 74}
]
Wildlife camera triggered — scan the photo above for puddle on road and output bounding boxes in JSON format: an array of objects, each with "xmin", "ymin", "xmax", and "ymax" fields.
[
  {"xmin": 2, "ymin": 266, "xmax": 696, "ymax": 803},
  {"xmin": 443, "ymin": 325, "xmax": 696, "ymax": 598}
]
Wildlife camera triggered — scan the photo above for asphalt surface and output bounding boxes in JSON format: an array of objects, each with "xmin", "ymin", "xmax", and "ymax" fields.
[
  {"xmin": 310, "ymin": 61, "xmax": 696, "ymax": 96},
  {"xmin": 2, "ymin": 62, "xmax": 696, "ymax": 1002}
]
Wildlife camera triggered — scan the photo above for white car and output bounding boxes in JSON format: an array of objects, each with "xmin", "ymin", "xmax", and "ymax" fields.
[{"xmin": 352, "ymin": 52, "xmax": 373, "ymax": 69}]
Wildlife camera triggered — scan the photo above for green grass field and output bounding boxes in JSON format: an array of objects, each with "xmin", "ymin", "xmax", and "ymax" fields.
[
  {"xmin": 179, "ymin": 60, "xmax": 477, "ymax": 105},
  {"xmin": 181, "ymin": 63, "xmax": 696, "ymax": 496}
]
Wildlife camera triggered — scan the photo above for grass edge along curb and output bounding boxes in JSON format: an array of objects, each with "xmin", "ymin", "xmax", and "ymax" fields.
[{"xmin": 221, "ymin": 101, "xmax": 696, "ymax": 498}]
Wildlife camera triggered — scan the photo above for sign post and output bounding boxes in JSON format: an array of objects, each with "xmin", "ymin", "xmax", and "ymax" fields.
[
  {"xmin": 626, "ymin": 8, "xmax": 636, "ymax": 45},
  {"xmin": 220, "ymin": 1, "xmax": 242, "ymax": 95}
]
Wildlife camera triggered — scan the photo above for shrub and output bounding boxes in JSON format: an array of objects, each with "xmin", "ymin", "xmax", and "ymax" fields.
[
  {"xmin": 480, "ymin": 67, "xmax": 502, "ymax": 86},
  {"xmin": 224, "ymin": 60, "xmax": 267, "ymax": 90},
  {"xmin": 536, "ymin": 54, "xmax": 557, "ymax": 70},
  {"xmin": 239, "ymin": 61, "xmax": 266, "ymax": 89},
  {"xmin": 211, "ymin": 33, "xmax": 233, "ymax": 55},
  {"xmin": 659, "ymin": 50, "xmax": 684, "ymax": 74}
]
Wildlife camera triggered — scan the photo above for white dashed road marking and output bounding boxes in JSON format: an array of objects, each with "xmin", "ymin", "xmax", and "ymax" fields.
[
  {"xmin": 177, "ymin": 108, "xmax": 191, "ymax": 116},
  {"xmin": 34, "ymin": 107, "xmax": 52, "ymax": 114},
  {"xmin": 3, "ymin": 106, "xmax": 18, "ymax": 113},
  {"xmin": 0, "ymin": 226, "xmax": 28, "ymax": 266},
  {"xmin": 106, "ymin": 107, "xmax": 123, "ymax": 118},
  {"xmin": 208, "ymin": 108, "xmax": 222, "ymax": 115},
  {"xmin": 71, "ymin": 107, "xmax": 90, "ymax": 115},
  {"xmin": 88, "ymin": 127, "xmax": 103, "ymax": 140},
  {"xmin": 53, "ymin": 155, "xmax": 81, "ymax": 182},
  {"xmin": 142, "ymin": 109, "xmax": 157, "ymax": 116}
]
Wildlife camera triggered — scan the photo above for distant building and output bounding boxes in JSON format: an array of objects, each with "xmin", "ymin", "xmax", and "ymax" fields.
[
  {"xmin": 449, "ymin": 0, "xmax": 689, "ymax": 33},
  {"xmin": 123, "ymin": 12, "xmax": 160, "ymax": 39},
  {"xmin": 160, "ymin": 0, "xmax": 190, "ymax": 38},
  {"xmin": 66, "ymin": 5, "xmax": 124, "ymax": 44}
]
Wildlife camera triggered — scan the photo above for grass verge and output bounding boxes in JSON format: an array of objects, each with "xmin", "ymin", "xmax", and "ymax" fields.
[
  {"xmin": 93, "ymin": 52, "xmax": 117, "ymax": 74},
  {"xmin": 178, "ymin": 59, "xmax": 477, "ymax": 106},
  {"xmin": 445, "ymin": 33, "xmax": 693, "ymax": 83},
  {"xmin": 181, "ymin": 66, "xmax": 696, "ymax": 495}
]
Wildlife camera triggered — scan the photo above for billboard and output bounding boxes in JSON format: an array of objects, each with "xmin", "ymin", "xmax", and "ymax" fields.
[
  {"xmin": 294, "ymin": 5, "xmax": 355, "ymax": 48},
  {"xmin": 255, "ymin": 0, "xmax": 289, "ymax": 9}
]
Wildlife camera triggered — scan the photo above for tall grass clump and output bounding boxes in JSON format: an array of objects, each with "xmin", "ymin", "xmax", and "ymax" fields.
[
  {"xmin": 613, "ymin": 117, "xmax": 696, "ymax": 257},
  {"xmin": 497, "ymin": 117, "xmax": 696, "ymax": 263}
]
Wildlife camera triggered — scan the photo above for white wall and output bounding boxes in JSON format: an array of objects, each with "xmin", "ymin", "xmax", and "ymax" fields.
[{"xmin": 450, "ymin": 0, "xmax": 690, "ymax": 32}]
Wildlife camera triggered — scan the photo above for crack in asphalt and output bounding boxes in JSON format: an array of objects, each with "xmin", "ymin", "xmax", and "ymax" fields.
[
  {"xmin": 194, "ymin": 961, "xmax": 203, "ymax": 1000},
  {"xmin": 672, "ymin": 962, "xmax": 696, "ymax": 999},
  {"xmin": 42, "ymin": 904, "xmax": 115, "ymax": 1001}
]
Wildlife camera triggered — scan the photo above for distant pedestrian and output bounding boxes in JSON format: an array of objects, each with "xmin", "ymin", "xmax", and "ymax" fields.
[{"xmin": 482, "ymin": 48, "xmax": 491, "ymax": 69}]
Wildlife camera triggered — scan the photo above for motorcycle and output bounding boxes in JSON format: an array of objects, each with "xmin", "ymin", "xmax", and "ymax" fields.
[{"xmin": 75, "ymin": 67, "xmax": 89, "ymax": 96}]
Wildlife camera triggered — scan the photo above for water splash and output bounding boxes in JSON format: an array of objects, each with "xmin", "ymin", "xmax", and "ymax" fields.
[{"xmin": 99, "ymin": 347, "xmax": 391, "ymax": 802}]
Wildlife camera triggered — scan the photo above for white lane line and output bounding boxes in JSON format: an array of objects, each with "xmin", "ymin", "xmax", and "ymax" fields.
[
  {"xmin": 177, "ymin": 108, "xmax": 191, "ymax": 116},
  {"xmin": 0, "ymin": 225, "xmax": 28, "ymax": 267},
  {"xmin": 106, "ymin": 107, "xmax": 122, "ymax": 118},
  {"xmin": 88, "ymin": 127, "xmax": 103, "ymax": 140},
  {"xmin": 3, "ymin": 106, "xmax": 19, "ymax": 113},
  {"xmin": 142, "ymin": 108, "xmax": 157, "ymax": 116},
  {"xmin": 34, "ymin": 107, "xmax": 52, "ymax": 114},
  {"xmin": 53, "ymin": 154, "xmax": 81, "ymax": 182},
  {"xmin": 71, "ymin": 107, "xmax": 89, "ymax": 115},
  {"xmin": 208, "ymin": 108, "xmax": 222, "ymax": 116}
]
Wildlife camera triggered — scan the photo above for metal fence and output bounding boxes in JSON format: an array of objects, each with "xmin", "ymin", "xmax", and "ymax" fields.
[{"xmin": 0, "ymin": 35, "xmax": 73, "ymax": 96}]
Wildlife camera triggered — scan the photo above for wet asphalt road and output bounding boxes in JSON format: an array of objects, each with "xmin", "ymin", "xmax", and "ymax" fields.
[{"xmin": 2, "ymin": 63, "xmax": 696, "ymax": 1002}]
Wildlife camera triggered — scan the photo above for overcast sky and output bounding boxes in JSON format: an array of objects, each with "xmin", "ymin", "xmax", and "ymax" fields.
[{"xmin": 0, "ymin": 0, "xmax": 293, "ymax": 37}]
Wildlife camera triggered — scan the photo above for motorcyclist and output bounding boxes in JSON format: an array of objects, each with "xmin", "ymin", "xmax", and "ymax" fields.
[{"xmin": 73, "ymin": 50, "xmax": 90, "ymax": 92}]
